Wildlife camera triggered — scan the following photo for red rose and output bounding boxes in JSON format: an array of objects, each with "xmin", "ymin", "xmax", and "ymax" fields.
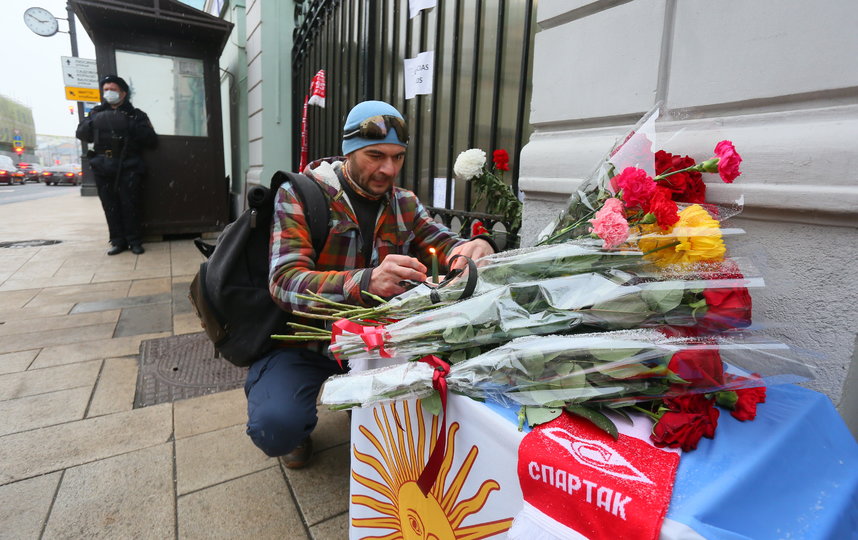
[
  {"xmin": 668, "ymin": 348, "xmax": 725, "ymax": 389},
  {"xmin": 700, "ymin": 287, "xmax": 753, "ymax": 332},
  {"xmin": 647, "ymin": 187, "xmax": 680, "ymax": 229},
  {"xmin": 713, "ymin": 140, "xmax": 742, "ymax": 183},
  {"xmin": 613, "ymin": 167, "xmax": 656, "ymax": 208},
  {"xmin": 663, "ymin": 392, "xmax": 713, "ymax": 413},
  {"xmin": 651, "ymin": 406, "xmax": 720, "ymax": 451},
  {"xmin": 493, "ymin": 149, "xmax": 510, "ymax": 171}
]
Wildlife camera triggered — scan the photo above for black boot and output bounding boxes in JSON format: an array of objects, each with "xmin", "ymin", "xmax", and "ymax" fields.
[
  {"xmin": 107, "ymin": 243, "xmax": 127, "ymax": 256},
  {"xmin": 130, "ymin": 243, "xmax": 145, "ymax": 255}
]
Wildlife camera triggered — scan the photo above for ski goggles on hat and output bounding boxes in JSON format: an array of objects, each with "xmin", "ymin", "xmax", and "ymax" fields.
[{"xmin": 342, "ymin": 115, "xmax": 409, "ymax": 144}]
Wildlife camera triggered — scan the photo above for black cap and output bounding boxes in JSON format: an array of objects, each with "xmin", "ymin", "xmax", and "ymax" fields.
[{"xmin": 99, "ymin": 75, "xmax": 129, "ymax": 93}]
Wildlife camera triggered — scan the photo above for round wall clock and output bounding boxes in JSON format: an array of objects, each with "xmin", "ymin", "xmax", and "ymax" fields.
[{"xmin": 23, "ymin": 7, "xmax": 59, "ymax": 37}]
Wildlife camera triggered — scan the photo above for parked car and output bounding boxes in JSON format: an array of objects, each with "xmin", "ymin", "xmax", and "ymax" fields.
[
  {"xmin": 16, "ymin": 162, "xmax": 42, "ymax": 183},
  {"xmin": 11, "ymin": 168, "xmax": 27, "ymax": 184},
  {"xmin": 41, "ymin": 164, "xmax": 83, "ymax": 186},
  {"xmin": 0, "ymin": 155, "xmax": 16, "ymax": 185}
]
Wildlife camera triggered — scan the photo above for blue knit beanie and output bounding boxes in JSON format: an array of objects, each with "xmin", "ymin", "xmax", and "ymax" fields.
[{"xmin": 342, "ymin": 100, "xmax": 408, "ymax": 155}]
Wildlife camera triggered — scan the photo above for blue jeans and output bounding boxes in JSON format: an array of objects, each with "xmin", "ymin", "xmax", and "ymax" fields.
[{"xmin": 244, "ymin": 347, "xmax": 345, "ymax": 457}]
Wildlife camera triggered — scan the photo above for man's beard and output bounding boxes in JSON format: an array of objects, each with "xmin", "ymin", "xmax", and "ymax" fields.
[{"xmin": 343, "ymin": 161, "xmax": 389, "ymax": 200}]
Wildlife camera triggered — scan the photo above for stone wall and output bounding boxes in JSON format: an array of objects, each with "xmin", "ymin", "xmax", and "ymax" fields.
[{"xmin": 518, "ymin": 0, "xmax": 858, "ymax": 432}]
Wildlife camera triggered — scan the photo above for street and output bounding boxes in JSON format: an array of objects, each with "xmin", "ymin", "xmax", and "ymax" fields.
[{"xmin": 0, "ymin": 181, "xmax": 82, "ymax": 205}]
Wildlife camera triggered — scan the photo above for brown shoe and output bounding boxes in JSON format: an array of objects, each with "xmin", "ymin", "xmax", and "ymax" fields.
[{"xmin": 279, "ymin": 437, "xmax": 313, "ymax": 470}]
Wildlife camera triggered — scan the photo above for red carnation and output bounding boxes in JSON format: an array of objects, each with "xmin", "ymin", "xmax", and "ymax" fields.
[
  {"xmin": 471, "ymin": 219, "xmax": 489, "ymax": 237},
  {"xmin": 613, "ymin": 167, "xmax": 656, "ymax": 208},
  {"xmin": 732, "ymin": 385, "xmax": 767, "ymax": 421},
  {"xmin": 655, "ymin": 151, "xmax": 705, "ymax": 203},
  {"xmin": 647, "ymin": 187, "xmax": 680, "ymax": 229},
  {"xmin": 722, "ymin": 373, "xmax": 767, "ymax": 421},
  {"xmin": 493, "ymin": 149, "xmax": 510, "ymax": 171},
  {"xmin": 713, "ymin": 140, "xmax": 742, "ymax": 183},
  {"xmin": 682, "ymin": 173, "xmax": 707, "ymax": 203}
]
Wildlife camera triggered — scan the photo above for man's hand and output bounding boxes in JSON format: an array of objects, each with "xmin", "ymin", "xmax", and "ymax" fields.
[
  {"xmin": 368, "ymin": 254, "xmax": 428, "ymax": 298},
  {"xmin": 448, "ymin": 238, "xmax": 494, "ymax": 271}
]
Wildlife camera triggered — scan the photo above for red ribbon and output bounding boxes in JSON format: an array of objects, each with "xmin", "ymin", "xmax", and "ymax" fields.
[
  {"xmin": 329, "ymin": 319, "xmax": 391, "ymax": 369},
  {"xmin": 416, "ymin": 355, "xmax": 450, "ymax": 496}
]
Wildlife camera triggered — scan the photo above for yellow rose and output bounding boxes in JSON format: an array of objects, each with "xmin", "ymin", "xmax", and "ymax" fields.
[{"xmin": 639, "ymin": 204, "xmax": 725, "ymax": 266}]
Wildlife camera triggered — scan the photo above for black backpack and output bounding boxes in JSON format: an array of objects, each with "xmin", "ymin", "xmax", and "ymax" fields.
[{"xmin": 188, "ymin": 171, "xmax": 330, "ymax": 367}]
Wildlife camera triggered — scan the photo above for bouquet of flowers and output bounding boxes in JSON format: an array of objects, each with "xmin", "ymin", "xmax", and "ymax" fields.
[
  {"xmin": 454, "ymin": 147, "xmax": 523, "ymax": 244},
  {"xmin": 322, "ymin": 330, "xmax": 814, "ymax": 450},
  {"xmin": 284, "ymin": 104, "xmax": 814, "ymax": 455},
  {"xmin": 327, "ymin": 257, "xmax": 760, "ymax": 364},
  {"xmin": 537, "ymin": 106, "xmax": 743, "ymax": 252},
  {"xmin": 274, "ymin": 240, "xmax": 649, "ymax": 329}
]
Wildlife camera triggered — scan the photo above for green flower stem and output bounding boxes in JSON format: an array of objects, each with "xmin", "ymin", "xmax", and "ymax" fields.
[
  {"xmin": 291, "ymin": 311, "xmax": 340, "ymax": 322},
  {"xmin": 287, "ymin": 322, "xmax": 331, "ymax": 335},
  {"xmin": 271, "ymin": 334, "xmax": 330, "ymax": 341},
  {"xmin": 631, "ymin": 405, "xmax": 661, "ymax": 421},
  {"xmin": 642, "ymin": 240, "xmax": 680, "ymax": 256},
  {"xmin": 654, "ymin": 158, "xmax": 719, "ymax": 181},
  {"xmin": 296, "ymin": 292, "xmax": 356, "ymax": 311},
  {"xmin": 537, "ymin": 210, "xmax": 597, "ymax": 245},
  {"xmin": 361, "ymin": 291, "xmax": 389, "ymax": 305}
]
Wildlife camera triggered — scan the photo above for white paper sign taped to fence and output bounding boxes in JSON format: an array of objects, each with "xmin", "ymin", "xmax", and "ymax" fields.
[
  {"xmin": 404, "ymin": 51, "xmax": 434, "ymax": 100},
  {"xmin": 409, "ymin": 0, "xmax": 436, "ymax": 18},
  {"xmin": 433, "ymin": 177, "xmax": 454, "ymax": 208}
]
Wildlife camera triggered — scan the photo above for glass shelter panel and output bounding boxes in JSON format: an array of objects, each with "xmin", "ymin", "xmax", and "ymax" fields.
[{"xmin": 116, "ymin": 50, "xmax": 207, "ymax": 137}]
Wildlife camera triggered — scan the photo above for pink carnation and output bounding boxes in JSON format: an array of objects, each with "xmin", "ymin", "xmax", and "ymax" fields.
[
  {"xmin": 588, "ymin": 198, "xmax": 629, "ymax": 249},
  {"xmin": 614, "ymin": 167, "xmax": 657, "ymax": 208},
  {"xmin": 714, "ymin": 140, "xmax": 742, "ymax": 183}
]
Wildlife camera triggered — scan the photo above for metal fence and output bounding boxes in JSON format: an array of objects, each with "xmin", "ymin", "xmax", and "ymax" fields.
[{"xmin": 292, "ymin": 0, "xmax": 535, "ymax": 248}]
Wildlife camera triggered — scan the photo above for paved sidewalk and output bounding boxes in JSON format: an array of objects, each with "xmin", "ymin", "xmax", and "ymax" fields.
[{"xmin": 0, "ymin": 192, "xmax": 350, "ymax": 539}]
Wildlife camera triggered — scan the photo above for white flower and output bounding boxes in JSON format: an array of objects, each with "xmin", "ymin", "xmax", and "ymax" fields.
[{"xmin": 453, "ymin": 148, "xmax": 486, "ymax": 180}]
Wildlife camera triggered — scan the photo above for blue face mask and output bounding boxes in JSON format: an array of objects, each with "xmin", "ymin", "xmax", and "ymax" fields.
[{"xmin": 103, "ymin": 90, "xmax": 121, "ymax": 105}]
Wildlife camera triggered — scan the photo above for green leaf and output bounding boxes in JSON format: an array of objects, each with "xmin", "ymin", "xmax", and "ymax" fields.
[
  {"xmin": 608, "ymin": 406, "xmax": 634, "ymax": 424},
  {"xmin": 524, "ymin": 406, "xmax": 563, "ymax": 427},
  {"xmin": 687, "ymin": 298, "xmax": 708, "ymax": 310},
  {"xmin": 589, "ymin": 294, "xmax": 651, "ymax": 327},
  {"xmin": 522, "ymin": 389, "xmax": 576, "ymax": 404},
  {"xmin": 442, "ymin": 324, "xmax": 476, "ymax": 344},
  {"xmin": 565, "ymin": 405, "xmax": 619, "ymax": 439},
  {"xmin": 590, "ymin": 347, "xmax": 643, "ymax": 363},
  {"xmin": 448, "ymin": 349, "xmax": 468, "ymax": 364},
  {"xmin": 594, "ymin": 362, "xmax": 658, "ymax": 379},
  {"xmin": 518, "ymin": 349, "xmax": 547, "ymax": 376},
  {"xmin": 421, "ymin": 392, "xmax": 442, "ymax": 416},
  {"xmin": 553, "ymin": 363, "xmax": 588, "ymax": 387},
  {"xmin": 641, "ymin": 287, "xmax": 684, "ymax": 313}
]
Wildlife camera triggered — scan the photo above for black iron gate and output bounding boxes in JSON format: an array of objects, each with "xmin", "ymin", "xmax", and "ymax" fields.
[{"xmin": 292, "ymin": 0, "xmax": 535, "ymax": 248}]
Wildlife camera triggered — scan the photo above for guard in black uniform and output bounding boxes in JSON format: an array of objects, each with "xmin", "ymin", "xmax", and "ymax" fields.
[{"xmin": 76, "ymin": 75, "xmax": 157, "ymax": 255}]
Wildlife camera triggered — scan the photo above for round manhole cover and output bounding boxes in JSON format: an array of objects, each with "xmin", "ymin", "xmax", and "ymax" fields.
[{"xmin": 0, "ymin": 240, "xmax": 62, "ymax": 248}]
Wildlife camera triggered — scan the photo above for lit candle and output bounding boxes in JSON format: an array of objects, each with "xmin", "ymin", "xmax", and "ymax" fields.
[{"xmin": 429, "ymin": 247, "xmax": 439, "ymax": 284}]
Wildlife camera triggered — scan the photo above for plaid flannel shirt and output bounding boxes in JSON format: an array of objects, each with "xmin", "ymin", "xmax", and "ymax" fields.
[{"xmin": 269, "ymin": 158, "xmax": 467, "ymax": 314}]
